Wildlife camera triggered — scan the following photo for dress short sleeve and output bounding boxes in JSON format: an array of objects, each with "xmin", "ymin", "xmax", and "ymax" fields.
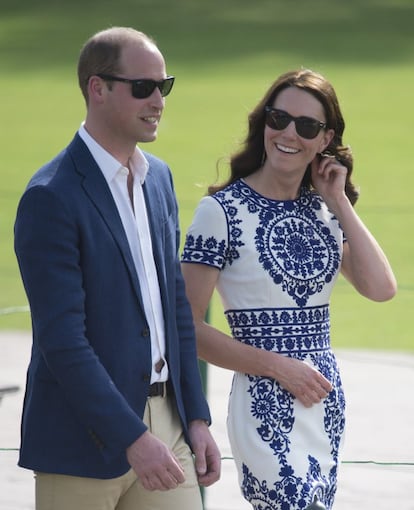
[{"xmin": 181, "ymin": 196, "xmax": 228, "ymax": 269}]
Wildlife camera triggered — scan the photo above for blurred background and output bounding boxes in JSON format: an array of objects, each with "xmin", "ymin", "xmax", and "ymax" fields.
[
  {"xmin": 0, "ymin": 1, "xmax": 413, "ymax": 509},
  {"xmin": 1, "ymin": 0, "xmax": 412, "ymax": 349}
]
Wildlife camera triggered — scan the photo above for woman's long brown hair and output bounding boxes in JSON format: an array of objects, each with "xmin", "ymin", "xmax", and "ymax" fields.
[{"xmin": 208, "ymin": 68, "xmax": 359, "ymax": 205}]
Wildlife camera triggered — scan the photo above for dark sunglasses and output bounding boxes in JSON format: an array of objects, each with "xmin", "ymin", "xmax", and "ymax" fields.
[
  {"xmin": 97, "ymin": 74, "xmax": 175, "ymax": 99},
  {"xmin": 264, "ymin": 106, "xmax": 327, "ymax": 140}
]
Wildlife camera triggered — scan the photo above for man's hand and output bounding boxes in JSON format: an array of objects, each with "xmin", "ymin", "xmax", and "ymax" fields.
[
  {"xmin": 188, "ymin": 419, "xmax": 221, "ymax": 487},
  {"xmin": 126, "ymin": 431, "xmax": 185, "ymax": 491}
]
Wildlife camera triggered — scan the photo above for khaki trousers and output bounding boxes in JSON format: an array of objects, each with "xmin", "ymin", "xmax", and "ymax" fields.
[{"xmin": 35, "ymin": 395, "xmax": 203, "ymax": 510}]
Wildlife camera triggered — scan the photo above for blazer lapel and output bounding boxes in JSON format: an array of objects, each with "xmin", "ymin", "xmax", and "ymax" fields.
[
  {"xmin": 142, "ymin": 170, "xmax": 168, "ymax": 300},
  {"xmin": 68, "ymin": 135, "xmax": 146, "ymax": 311}
]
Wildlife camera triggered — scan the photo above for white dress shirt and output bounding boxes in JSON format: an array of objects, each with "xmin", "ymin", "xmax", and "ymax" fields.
[{"xmin": 79, "ymin": 124, "xmax": 168, "ymax": 383}]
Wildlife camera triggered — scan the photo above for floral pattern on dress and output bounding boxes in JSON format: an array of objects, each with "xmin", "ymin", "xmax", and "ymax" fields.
[
  {"xmin": 251, "ymin": 189, "xmax": 341, "ymax": 307},
  {"xmin": 226, "ymin": 306, "xmax": 331, "ymax": 354},
  {"xmin": 183, "ymin": 181, "xmax": 341, "ymax": 307},
  {"xmin": 182, "ymin": 193, "xmax": 244, "ymax": 268},
  {"xmin": 241, "ymin": 456, "xmax": 331, "ymax": 510},
  {"xmin": 182, "ymin": 179, "xmax": 345, "ymax": 510},
  {"xmin": 227, "ymin": 306, "xmax": 345, "ymax": 509}
]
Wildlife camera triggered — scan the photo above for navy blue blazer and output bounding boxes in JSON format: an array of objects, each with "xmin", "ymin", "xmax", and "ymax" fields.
[{"xmin": 14, "ymin": 134, "xmax": 211, "ymax": 479}]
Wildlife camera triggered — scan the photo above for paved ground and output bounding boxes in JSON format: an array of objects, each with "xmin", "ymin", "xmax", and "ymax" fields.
[{"xmin": 1, "ymin": 330, "xmax": 413, "ymax": 510}]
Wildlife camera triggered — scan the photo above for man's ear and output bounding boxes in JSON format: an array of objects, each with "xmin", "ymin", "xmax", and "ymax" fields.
[{"xmin": 88, "ymin": 76, "xmax": 107, "ymax": 104}]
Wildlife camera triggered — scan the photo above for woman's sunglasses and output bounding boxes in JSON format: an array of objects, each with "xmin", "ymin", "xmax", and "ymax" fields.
[
  {"xmin": 97, "ymin": 74, "xmax": 175, "ymax": 99},
  {"xmin": 264, "ymin": 106, "xmax": 327, "ymax": 140}
]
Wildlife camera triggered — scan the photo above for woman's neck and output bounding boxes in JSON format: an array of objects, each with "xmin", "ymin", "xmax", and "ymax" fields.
[{"xmin": 244, "ymin": 166, "xmax": 302, "ymax": 201}]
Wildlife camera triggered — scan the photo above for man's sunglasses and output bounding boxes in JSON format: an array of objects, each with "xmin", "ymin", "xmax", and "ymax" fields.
[
  {"xmin": 264, "ymin": 106, "xmax": 327, "ymax": 140},
  {"xmin": 97, "ymin": 74, "xmax": 175, "ymax": 99}
]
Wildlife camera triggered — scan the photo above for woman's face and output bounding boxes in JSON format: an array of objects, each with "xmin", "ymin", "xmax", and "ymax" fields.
[{"xmin": 263, "ymin": 86, "xmax": 334, "ymax": 178}]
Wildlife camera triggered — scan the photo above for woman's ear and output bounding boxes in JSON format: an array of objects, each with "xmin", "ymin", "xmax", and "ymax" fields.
[{"xmin": 319, "ymin": 128, "xmax": 335, "ymax": 153}]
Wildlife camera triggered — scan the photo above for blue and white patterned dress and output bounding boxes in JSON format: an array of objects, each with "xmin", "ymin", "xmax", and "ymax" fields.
[{"xmin": 182, "ymin": 179, "xmax": 346, "ymax": 510}]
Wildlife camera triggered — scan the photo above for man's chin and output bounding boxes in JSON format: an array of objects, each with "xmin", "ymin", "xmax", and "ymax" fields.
[{"xmin": 139, "ymin": 131, "xmax": 158, "ymax": 143}]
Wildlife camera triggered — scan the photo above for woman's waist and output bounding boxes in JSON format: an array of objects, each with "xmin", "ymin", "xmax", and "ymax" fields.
[{"xmin": 225, "ymin": 305, "xmax": 330, "ymax": 353}]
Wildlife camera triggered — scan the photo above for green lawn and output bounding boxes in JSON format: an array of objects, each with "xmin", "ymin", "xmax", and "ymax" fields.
[{"xmin": 1, "ymin": 0, "xmax": 413, "ymax": 350}]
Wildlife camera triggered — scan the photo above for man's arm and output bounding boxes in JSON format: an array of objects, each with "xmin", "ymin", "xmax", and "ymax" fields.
[{"xmin": 14, "ymin": 185, "xmax": 145, "ymax": 460}]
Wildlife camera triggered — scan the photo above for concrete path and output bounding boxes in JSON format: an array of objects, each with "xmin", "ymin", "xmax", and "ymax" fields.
[{"xmin": 1, "ymin": 331, "xmax": 413, "ymax": 510}]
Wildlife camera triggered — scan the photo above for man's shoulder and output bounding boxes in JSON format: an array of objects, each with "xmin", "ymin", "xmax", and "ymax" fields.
[
  {"xmin": 27, "ymin": 149, "xmax": 68, "ymax": 189},
  {"xmin": 142, "ymin": 150, "xmax": 169, "ymax": 171},
  {"xmin": 27, "ymin": 135, "xmax": 87, "ymax": 190}
]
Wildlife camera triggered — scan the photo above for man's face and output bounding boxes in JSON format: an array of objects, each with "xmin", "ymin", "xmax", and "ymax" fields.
[{"xmin": 103, "ymin": 41, "xmax": 168, "ymax": 145}]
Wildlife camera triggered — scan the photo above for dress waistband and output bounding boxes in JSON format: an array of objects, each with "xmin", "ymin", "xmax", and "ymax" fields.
[{"xmin": 225, "ymin": 305, "xmax": 331, "ymax": 354}]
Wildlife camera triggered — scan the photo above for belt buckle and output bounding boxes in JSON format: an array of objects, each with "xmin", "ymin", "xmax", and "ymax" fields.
[
  {"xmin": 149, "ymin": 382, "xmax": 166, "ymax": 398},
  {"xmin": 158, "ymin": 382, "xmax": 166, "ymax": 398}
]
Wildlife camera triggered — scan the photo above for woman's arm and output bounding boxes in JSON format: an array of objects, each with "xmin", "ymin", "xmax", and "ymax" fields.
[
  {"xmin": 336, "ymin": 197, "xmax": 397, "ymax": 301},
  {"xmin": 311, "ymin": 156, "xmax": 397, "ymax": 301},
  {"xmin": 181, "ymin": 262, "xmax": 332, "ymax": 407}
]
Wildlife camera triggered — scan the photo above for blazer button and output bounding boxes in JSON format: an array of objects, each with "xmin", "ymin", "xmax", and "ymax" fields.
[
  {"xmin": 141, "ymin": 328, "xmax": 150, "ymax": 337},
  {"xmin": 142, "ymin": 374, "xmax": 151, "ymax": 382},
  {"xmin": 88, "ymin": 429, "xmax": 104, "ymax": 450}
]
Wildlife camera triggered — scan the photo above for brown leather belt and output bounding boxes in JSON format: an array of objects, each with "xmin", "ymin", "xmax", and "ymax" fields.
[{"xmin": 148, "ymin": 381, "xmax": 170, "ymax": 398}]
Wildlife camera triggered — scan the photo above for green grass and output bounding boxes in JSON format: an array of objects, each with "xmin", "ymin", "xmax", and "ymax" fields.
[{"xmin": 1, "ymin": 0, "xmax": 413, "ymax": 350}]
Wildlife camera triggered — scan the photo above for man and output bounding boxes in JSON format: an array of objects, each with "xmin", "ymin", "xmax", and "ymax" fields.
[{"xmin": 14, "ymin": 26, "xmax": 220, "ymax": 510}]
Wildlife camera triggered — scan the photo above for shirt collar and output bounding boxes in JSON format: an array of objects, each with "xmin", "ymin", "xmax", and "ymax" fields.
[{"xmin": 78, "ymin": 123, "xmax": 149, "ymax": 185}]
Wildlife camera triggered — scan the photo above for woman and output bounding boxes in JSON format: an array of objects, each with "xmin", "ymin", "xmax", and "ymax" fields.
[{"xmin": 181, "ymin": 69, "xmax": 396, "ymax": 510}]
